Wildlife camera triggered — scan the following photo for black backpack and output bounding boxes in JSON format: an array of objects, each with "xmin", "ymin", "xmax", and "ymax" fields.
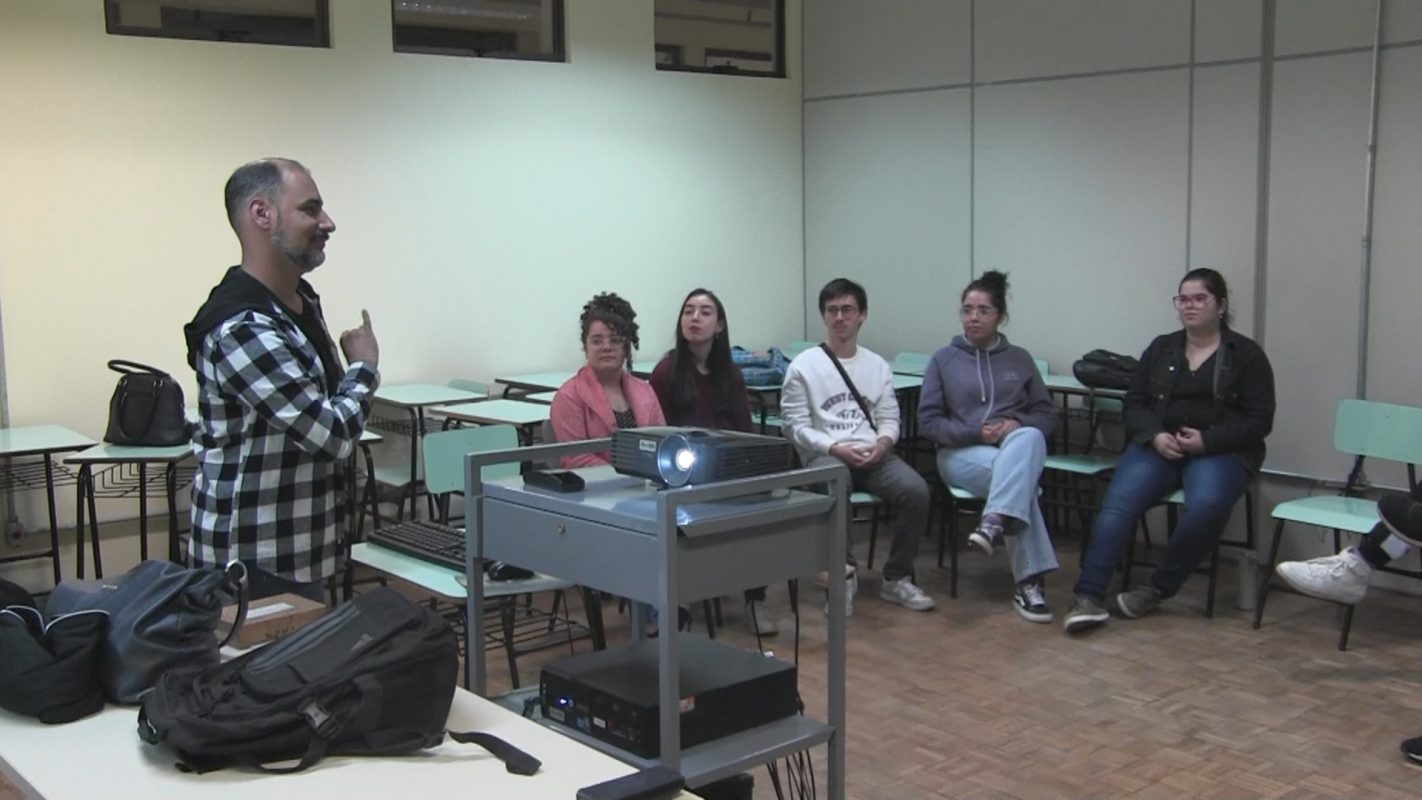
[
  {"xmin": 137, "ymin": 587, "xmax": 540, "ymax": 775},
  {"xmin": 1072, "ymin": 349, "xmax": 1139, "ymax": 390}
]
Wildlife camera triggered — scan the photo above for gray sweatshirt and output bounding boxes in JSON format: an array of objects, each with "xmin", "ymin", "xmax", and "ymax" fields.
[{"xmin": 918, "ymin": 334, "xmax": 1056, "ymax": 449}]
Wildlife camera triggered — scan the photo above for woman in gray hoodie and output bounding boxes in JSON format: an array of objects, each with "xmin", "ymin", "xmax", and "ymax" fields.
[{"xmin": 918, "ymin": 271, "xmax": 1060, "ymax": 623}]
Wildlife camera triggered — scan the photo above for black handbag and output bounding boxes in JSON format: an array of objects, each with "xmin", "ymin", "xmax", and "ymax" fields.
[
  {"xmin": 45, "ymin": 560, "xmax": 248, "ymax": 704},
  {"xmin": 1071, "ymin": 349, "xmax": 1139, "ymax": 390},
  {"xmin": 103, "ymin": 359, "xmax": 189, "ymax": 446}
]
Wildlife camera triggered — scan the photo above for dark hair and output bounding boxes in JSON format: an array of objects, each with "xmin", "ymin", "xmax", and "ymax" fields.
[
  {"xmin": 223, "ymin": 158, "xmax": 306, "ymax": 231},
  {"xmin": 579, "ymin": 292, "xmax": 640, "ymax": 370},
  {"xmin": 1180, "ymin": 267, "xmax": 1232, "ymax": 326},
  {"xmin": 961, "ymin": 270, "xmax": 1010, "ymax": 322},
  {"xmin": 664, "ymin": 289, "xmax": 746, "ymax": 425},
  {"xmin": 818, "ymin": 278, "xmax": 868, "ymax": 313}
]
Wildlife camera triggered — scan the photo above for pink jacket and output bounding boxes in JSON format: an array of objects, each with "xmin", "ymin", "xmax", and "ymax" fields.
[{"xmin": 551, "ymin": 366, "xmax": 667, "ymax": 468}]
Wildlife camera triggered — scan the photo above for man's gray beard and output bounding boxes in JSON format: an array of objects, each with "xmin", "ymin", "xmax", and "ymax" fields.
[{"xmin": 273, "ymin": 230, "xmax": 324, "ymax": 274}]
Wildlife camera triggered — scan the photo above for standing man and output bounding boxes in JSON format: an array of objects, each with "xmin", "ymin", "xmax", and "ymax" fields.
[
  {"xmin": 183, "ymin": 158, "xmax": 380, "ymax": 602},
  {"xmin": 781, "ymin": 278, "xmax": 935, "ymax": 616}
]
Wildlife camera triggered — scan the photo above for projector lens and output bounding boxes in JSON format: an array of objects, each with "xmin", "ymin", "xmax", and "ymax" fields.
[{"xmin": 674, "ymin": 448, "xmax": 696, "ymax": 471}]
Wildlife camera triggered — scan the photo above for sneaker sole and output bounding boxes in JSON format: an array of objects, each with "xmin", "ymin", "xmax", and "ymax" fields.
[
  {"xmin": 1063, "ymin": 613, "xmax": 1108, "ymax": 633},
  {"xmin": 1402, "ymin": 740, "xmax": 1422, "ymax": 765},
  {"xmin": 967, "ymin": 533, "xmax": 995, "ymax": 557},
  {"xmin": 1115, "ymin": 594, "xmax": 1157, "ymax": 620},
  {"xmin": 1276, "ymin": 565, "xmax": 1366, "ymax": 605},
  {"xmin": 880, "ymin": 593, "xmax": 935, "ymax": 612},
  {"xmin": 1015, "ymin": 603, "xmax": 1053, "ymax": 624}
]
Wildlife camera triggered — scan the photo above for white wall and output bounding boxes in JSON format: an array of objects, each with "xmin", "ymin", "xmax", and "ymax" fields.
[
  {"xmin": 0, "ymin": 0, "xmax": 803, "ymax": 572},
  {"xmin": 804, "ymin": 0, "xmax": 1422, "ymax": 485}
]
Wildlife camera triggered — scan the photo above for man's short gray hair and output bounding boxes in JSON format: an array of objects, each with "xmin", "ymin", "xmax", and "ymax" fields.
[{"xmin": 222, "ymin": 157, "xmax": 307, "ymax": 231}]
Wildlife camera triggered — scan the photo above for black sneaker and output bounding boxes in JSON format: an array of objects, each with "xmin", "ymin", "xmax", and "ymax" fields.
[
  {"xmin": 1379, "ymin": 491, "xmax": 1422, "ymax": 548},
  {"xmin": 1013, "ymin": 577, "xmax": 1052, "ymax": 623},
  {"xmin": 1402, "ymin": 734, "xmax": 1422, "ymax": 765},
  {"xmin": 1116, "ymin": 587, "xmax": 1163, "ymax": 619},
  {"xmin": 1063, "ymin": 595, "xmax": 1109, "ymax": 634}
]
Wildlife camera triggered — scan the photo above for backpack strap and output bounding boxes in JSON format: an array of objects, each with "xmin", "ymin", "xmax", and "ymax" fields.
[
  {"xmin": 449, "ymin": 731, "xmax": 542, "ymax": 775},
  {"xmin": 819, "ymin": 344, "xmax": 877, "ymax": 433}
]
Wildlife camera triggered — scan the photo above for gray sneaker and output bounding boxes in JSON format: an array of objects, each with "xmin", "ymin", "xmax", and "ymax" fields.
[
  {"xmin": 1063, "ymin": 595, "xmax": 1109, "ymax": 633},
  {"xmin": 968, "ymin": 515, "xmax": 1005, "ymax": 557},
  {"xmin": 1116, "ymin": 586, "xmax": 1163, "ymax": 619},
  {"xmin": 879, "ymin": 576, "xmax": 935, "ymax": 611}
]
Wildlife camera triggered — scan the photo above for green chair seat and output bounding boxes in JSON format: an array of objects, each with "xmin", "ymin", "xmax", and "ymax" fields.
[
  {"xmin": 1269, "ymin": 495, "xmax": 1379, "ymax": 533},
  {"xmin": 1043, "ymin": 453, "xmax": 1117, "ymax": 476}
]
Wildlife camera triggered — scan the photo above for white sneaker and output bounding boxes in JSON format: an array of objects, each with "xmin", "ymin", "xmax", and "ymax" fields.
[
  {"xmin": 879, "ymin": 576, "xmax": 935, "ymax": 612},
  {"xmin": 1277, "ymin": 548, "xmax": 1371, "ymax": 605},
  {"xmin": 745, "ymin": 599, "xmax": 780, "ymax": 636},
  {"xmin": 811, "ymin": 564, "xmax": 857, "ymax": 589},
  {"xmin": 823, "ymin": 569, "xmax": 857, "ymax": 618}
]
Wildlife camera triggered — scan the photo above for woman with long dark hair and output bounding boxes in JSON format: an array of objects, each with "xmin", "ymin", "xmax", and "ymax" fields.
[
  {"xmin": 649, "ymin": 289, "xmax": 776, "ymax": 634},
  {"xmin": 1064, "ymin": 268, "xmax": 1275, "ymax": 633}
]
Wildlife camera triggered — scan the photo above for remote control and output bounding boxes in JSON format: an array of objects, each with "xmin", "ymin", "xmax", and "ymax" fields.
[{"xmin": 522, "ymin": 469, "xmax": 585, "ymax": 493}]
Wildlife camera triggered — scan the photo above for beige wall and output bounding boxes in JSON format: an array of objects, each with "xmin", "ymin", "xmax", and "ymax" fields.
[{"xmin": 0, "ymin": 0, "xmax": 803, "ymax": 575}]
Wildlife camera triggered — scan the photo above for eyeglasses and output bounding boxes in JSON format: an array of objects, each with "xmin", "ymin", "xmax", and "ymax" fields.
[
  {"xmin": 1171, "ymin": 293, "xmax": 1214, "ymax": 309},
  {"xmin": 960, "ymin": 304, "xmax": 998, "ymax": 319},
  {"xmin": 587, "ymin": 335, "xmax": 626, "ymax": 349},
  {"xmin": 823, "ymin": 304, "xmax": 860, "ymax": 318}
]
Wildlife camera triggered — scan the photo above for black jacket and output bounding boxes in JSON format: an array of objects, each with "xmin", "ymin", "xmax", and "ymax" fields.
[{"xmin": 1122, "ymin": 328, "xmax": 1275, "ymax": 473}]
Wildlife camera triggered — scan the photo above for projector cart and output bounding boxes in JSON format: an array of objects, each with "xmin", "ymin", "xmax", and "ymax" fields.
[{"xmin": 463, "ymin": 440, "xmax": 847, "ymax": 800}]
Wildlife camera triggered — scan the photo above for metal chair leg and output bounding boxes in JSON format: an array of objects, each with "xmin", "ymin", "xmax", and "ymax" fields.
[{"xmin": 1252, "ymin": 519, "xmax": 1287, "ymax": 629}]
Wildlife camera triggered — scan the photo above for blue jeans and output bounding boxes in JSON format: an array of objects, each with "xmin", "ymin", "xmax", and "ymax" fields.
[
  {"xmin": 938, "ymin": 427, "xmax": 1058, "ymax": 583},
  {"xmin": 1073, "ymin": 443, "xmax": 1251, "ymax": 602}
]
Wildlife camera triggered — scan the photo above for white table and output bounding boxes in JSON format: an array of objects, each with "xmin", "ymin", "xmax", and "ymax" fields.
[
  {"xmin": 0, "ymin": 688, "xmax": 698, "ymax": 799},
  {"xmin": 433, "ymin": 399, "xmax": 552, "ymax": 444}
]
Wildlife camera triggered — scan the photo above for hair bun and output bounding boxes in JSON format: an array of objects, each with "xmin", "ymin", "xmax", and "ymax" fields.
[{"xmin": 978, "ymin": 269, "xmax": 1010, "ymax": 292}]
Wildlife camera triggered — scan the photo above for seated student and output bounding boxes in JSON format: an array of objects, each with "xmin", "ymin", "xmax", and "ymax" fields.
[
  {"xmin": 781, "ymin": 278, "xmax": 935, "ymax": 617},
  {"xmin": 1064, "ymin": 268, "xmax": 1276, "ymax": 633},
  {"xmin": 649, "ymin": 288, "xmax": 780, "ymax": 635},
  {"xmin": 551, "ymin": 292, "xmax": 666, "ymax": 469},
  {"xmin": 918, "ymin": 271, "xmax": 1059, "ymax": 623}
]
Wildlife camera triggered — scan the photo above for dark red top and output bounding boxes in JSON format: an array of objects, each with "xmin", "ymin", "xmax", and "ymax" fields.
[{"xmin": 649, "ymin": 354, "xmax": 754, "ymax": 433}]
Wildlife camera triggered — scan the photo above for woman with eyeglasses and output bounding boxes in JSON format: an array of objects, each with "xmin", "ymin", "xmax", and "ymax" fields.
[
  {"xmin": 551, "ymin": 292, "xmax": 666, "ymax": 469},
  {"xmin": 1064, "ymin": 268, "xmax": 1275, "ymax": 634},
  {"xmin": 650, "ymin": 289, "xmax": 779, "ymax": 636},
  {"xmin": 919, "ymin": 270, "xmax": 1060, "ymax": 623}
]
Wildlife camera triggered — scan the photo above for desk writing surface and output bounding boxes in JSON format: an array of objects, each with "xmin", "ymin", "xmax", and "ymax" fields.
[
  {"xmin": 522, "ymin": 390, "xmax": 559, "ymax": 404},
  {"xmin": 436, "ymin": 399, "xmax": 552, "ymax": 426},
  {"xmin": 359, "ymin": 428, "xmax": 383, "ymax": 444},
  {"xmin": 496, "ymin": 370, "xmax": 577, "ymax": 393},
  {"xmin": 374, "ymin": 383, "xmax": 486, "ymax": 408},
  {"xmin": 349, "ymin": 542, "xmax": 570, "ymax": 601},
  {"xmin": 0, "ymin": 689, "xmax": 697, "ymax": 800},
  {"xmin": 0, "ymin": 425, "xmax": 94, "ymax": 456},
  {"xmin": 65, "ymin": 441, "xmax": 193, "ymax": 464},
  {"xmin": 892, "ymin": 374, "xmax": 923, "ymax": 391}
]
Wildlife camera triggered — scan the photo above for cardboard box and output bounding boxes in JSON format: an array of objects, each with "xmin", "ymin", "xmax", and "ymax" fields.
[{"xmin": 220, "ymin": 592, "xmax": 327, "ymax": 649}]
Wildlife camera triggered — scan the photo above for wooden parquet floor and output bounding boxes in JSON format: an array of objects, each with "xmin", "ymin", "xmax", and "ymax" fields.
[{"xmin": 5, "ymin": 526, "xmax": 1421, "ymax": 799}]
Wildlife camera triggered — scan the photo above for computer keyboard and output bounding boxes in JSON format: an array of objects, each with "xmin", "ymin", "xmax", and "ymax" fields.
[{"xmin": 367, "ymin": 520, "xmax": 465, "ymax": 570}]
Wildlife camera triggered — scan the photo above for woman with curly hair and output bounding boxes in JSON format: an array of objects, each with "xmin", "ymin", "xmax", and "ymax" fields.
[{"xmin": 551, "ymin": 292, "xmax": 666, "ymax": 468}]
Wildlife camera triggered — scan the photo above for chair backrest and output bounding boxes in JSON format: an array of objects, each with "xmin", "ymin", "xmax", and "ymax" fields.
[
  {"xmin": 1334, "ymin": 399, "xmax": 1422, "ymax": 465},
  {"xmin": 891, "ymin": 351, "xmax": 933, "ymax": 374},
  {"xmin": 1033, "ymin": 358, "xmax": 1049, "ymax": 377},
  {"xmin": 785, "ymin": 340, "xmax": 816, "ymax": 359},
  {"xmin": 447, "ymin": 378, "xmax": 488, "ymax": 395},
  {"xmin": 422, "ymin": 424, "xmax": 519, "ymax": 496}
]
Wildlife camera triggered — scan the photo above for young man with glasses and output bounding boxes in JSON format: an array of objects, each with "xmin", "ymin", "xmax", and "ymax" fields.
[{"xmin": 781, "ymin": 278, "xmax": 935, "ymax": 616}]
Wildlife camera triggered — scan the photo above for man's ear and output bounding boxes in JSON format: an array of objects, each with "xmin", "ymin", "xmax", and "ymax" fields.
[{"xmin": 249, "ymin": 197, "xmax": 275, "ymax": 231}]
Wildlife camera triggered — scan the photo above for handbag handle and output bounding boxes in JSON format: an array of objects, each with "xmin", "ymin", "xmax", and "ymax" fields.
[
  {"xmin": 217, "ymin": 561, "xmax": 250, "ymax": 650},
  {"xmin": 108, "ymin": 359, "xmax": 172, "ymax": 377}
]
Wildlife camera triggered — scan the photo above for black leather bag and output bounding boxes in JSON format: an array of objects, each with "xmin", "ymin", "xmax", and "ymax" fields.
[
  {"xmin": 1072, "ymin": 349, "xmax": 1139, "ymax": 390},
  {"xmin": 44, "ymin": 560, "xmax": 248, "ymax": 704},
  {"xmin": 103, "ymin": 359, "xmax": 189, "ymax": 446}
]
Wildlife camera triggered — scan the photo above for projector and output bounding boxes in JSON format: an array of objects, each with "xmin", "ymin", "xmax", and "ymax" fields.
[{"xmin": 611, "ymin": 427, "xmax": 792, "ymax": 487}]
